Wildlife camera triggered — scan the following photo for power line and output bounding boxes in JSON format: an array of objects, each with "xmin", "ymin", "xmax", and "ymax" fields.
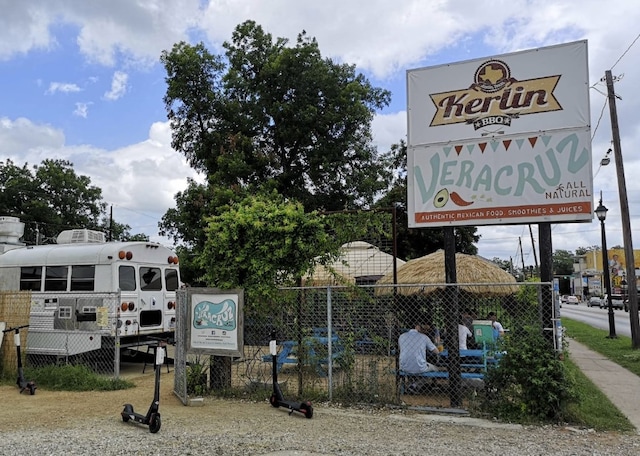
[
  {"xmin": 611, "ymin": 32, "xmax": 640, "ymax": 70},
  {"xmin": 591, "ymin": 97, "xmax": 608, "ymax": 141}
]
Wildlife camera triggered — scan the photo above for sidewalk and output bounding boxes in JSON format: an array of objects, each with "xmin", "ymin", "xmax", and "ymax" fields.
[{"xmin": 568, "ymin": 338, "xmax": 640, "ymax": 433}]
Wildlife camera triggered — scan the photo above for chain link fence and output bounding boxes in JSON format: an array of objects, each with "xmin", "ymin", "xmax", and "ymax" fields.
[
  {"xmin": 1, "ymin": 291, "xmax": 123, "ymax": 378},
  {"xmin": 192, "ymin": 281, "xmax": 556, "ymax": 412}
]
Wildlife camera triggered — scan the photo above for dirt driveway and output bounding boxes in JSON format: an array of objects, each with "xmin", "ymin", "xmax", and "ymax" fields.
[{"xmin": 1, "ymin": 368, "xmax": 639, "ymax": 456}]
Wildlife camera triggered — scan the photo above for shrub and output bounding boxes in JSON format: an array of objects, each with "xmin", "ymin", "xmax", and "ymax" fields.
[{"xmin": 480, "ymin": 326, "xmax": 578, "ymax": 423}]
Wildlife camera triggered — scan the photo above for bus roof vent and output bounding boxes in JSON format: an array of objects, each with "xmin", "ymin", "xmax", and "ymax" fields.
[
  {"xmin": 56, "ymin": 229, "xmax": 106, "ymax": 244},
  {"xmin": 0, "ymin": 216, "xmax": 25, "ymax": 244}
]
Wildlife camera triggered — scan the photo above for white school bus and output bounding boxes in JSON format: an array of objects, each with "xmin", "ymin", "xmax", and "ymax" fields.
[{"xmin": 0, "ymin": 217, "xmax": 180, "ymax": 364}]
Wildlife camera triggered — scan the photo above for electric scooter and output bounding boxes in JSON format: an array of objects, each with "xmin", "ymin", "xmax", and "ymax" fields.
[
  {"xmin": 268, "ymin": 332, "xmax": 313, "ymax": 418},
  {"xmin": 1, "ymin": 324, "xmax": 36, "ymax": 395},
  {"xmin": 121, "ymin": 341, "xmax": 165, "ymax": 433}
]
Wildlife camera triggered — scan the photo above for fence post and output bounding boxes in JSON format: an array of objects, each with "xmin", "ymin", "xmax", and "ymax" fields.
[{"xmin": 327, "ymin": 285, "xmax": 333, "ymax": 401}]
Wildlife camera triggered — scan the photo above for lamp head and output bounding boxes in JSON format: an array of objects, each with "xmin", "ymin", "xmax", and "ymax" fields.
[{"xmin": 594, "ymin": 195, "xmax": 608, "ymax": 222}]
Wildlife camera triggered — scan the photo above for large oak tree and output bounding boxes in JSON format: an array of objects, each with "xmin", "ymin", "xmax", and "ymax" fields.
[{"xmin": 159, "ymin": 21, "xmax": 395, "ymax": 284}]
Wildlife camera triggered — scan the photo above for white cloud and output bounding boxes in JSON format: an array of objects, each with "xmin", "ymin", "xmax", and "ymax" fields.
[
  {"xmin": 73, "ymin": 102, "xmax": 92, "ymax": 118},
  {"xmin": 0, "ymin": 117, "xmax": 200, "ymax": 242},
  {"xmin": 46, "ymin": 82, "xmax": 81, "ymax": 95},
  {"xmin": 104, "ymin": 71, "xmax": 128, "ymax": 101},
  {"xmin": 0, "ymin": 117, "xmax": 65, "ymax": 157},
  {"xmin": 372, "ymin": 112, "xmax": 406, "ymax": 153}
]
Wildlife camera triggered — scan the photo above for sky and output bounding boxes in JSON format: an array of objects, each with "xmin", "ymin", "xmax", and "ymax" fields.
[{"xmin": 1, "ymin": 0, "xmax": 640, "ymax": 268}]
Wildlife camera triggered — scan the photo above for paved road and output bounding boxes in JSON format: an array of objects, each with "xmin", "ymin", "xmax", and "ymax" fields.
[{"xmin": 560, "ymin": 303, "xmax": 634, "ymax": 337}]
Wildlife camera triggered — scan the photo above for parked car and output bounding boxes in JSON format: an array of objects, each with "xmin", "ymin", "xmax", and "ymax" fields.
[
  {"xmin": 565, "ymin": 295, "xmax": 579, "ymax": 305},
  {"xmin": 587, "ymin": 296, "xmax": 603, "ymax": 307},
  {"xmin": 601, "ymin": 294, "xmax": 624, "ymax": 310}
]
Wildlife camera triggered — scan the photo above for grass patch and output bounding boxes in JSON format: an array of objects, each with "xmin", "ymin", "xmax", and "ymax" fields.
[
  {"xmin": 563, "ymin": 357, "xmax": 635, "ymax": 432},
  {"xmin": 561, "ymin": 317, "xmax": 637, "ymax": 432},
  {"xmin": 562, "ymin": 318, "xmax": 640, "ymax": 377},
  {"xmin": 14, "ymin": 364, "xmax": 135, "ymax": 391}
]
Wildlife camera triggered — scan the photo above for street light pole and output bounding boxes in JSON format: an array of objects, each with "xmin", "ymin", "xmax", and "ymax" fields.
[{"xmin": 595, "ymin": 194, "xmax": 617, "ymax": 339}]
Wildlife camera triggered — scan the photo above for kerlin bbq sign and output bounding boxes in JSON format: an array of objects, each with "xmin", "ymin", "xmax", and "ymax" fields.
[{"xmin": 407, "ymin": 40, "xmax": 592, "ymax": 228}]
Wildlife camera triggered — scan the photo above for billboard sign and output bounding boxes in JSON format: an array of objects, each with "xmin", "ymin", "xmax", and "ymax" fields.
[{"xmin": 407, "ymin": 40, "xmax": 592, "ymax": 227}]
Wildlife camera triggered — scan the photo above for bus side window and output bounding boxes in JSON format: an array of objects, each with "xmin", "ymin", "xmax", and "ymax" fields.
[
  {"xmin": 20, "ymin": 266, "xmax": 43, "ymax": 291},
  {"xmin": 140, "ymin": 267, "xmax": 162, "ymax": 291},
  {"xmin": 71, "ymin": 265, "xmax": 95, "ymax": 291},
  {"xmin": 119, "ymin": 265, "xmax": 136, "ymax": 291},
  {"xmin": 166, "ymin": 269, "xmax": 178, "ymax": 291},
  {"xmin": 45, "ymin": 266, "xmax": 68, "ymax": 291}
]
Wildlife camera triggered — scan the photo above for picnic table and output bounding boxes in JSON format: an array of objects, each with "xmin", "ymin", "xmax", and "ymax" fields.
[
  {"xmin": 262, "ymin": 331, "xmax": 344, "ymax": 377},
  {"xmin": 396, "ymin": 346, "xmax": 503, "ymax": 394}
]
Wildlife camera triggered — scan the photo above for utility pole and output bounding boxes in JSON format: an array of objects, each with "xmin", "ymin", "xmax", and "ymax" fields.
[
  {"xmin": 605, "ymin": 70, "xmax": 640, "ymax": 348},
  {"xmin": 519, "ymin": 237, "xmax": 526, "ymax": 279},
  {"xmin": 529, "ymin": 225, "xmax": 539, "ymax": 272}
]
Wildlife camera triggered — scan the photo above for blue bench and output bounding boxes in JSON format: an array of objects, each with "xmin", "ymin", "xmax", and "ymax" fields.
[
  {"xmin": 397, "ymin": 347, "xmax": 502, "ymax": 394},
  {"xmin": 262, "ymin": 335, "xmax": 344, "ymax": 377}
]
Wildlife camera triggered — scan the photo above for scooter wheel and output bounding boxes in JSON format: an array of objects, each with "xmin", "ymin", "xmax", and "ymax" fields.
[
  {"xmin": 300, "ymin": 401, "xmax": 313, "ymax": 419},
  {"xmin": 149, "ymin": 413, "xmax": 161, "ymax": 433},
  {"xmin": 269, "ymin": 393, "xmax": 279, "ymax": 408}
]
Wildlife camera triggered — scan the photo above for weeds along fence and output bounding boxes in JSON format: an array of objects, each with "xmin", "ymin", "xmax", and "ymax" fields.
[{"xmin": 198, "ymin": 281, "xmax": 555, "ymax": 411}]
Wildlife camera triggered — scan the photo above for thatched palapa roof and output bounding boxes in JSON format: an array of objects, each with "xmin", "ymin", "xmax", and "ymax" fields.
[{"xmin": 375, "ymin": 249, "xmax": 518, "ymax": 296}]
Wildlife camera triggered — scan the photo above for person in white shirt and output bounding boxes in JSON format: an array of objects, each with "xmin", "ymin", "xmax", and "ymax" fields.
[
  {"xmin": 458, "ymin": 322, "xmax": 473, "ymax": 350},
  {"xmin": 398, "ymin": 324, "xmax": 442, "ymax": 374},
  {"xmin": 488, "ymin": 312, "xmax": 505, "ymax": 337}
]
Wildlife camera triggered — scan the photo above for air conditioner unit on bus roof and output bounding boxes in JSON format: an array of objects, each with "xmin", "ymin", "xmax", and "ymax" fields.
[{"xmin": 56, "ymin": 229, "xmax": 106, "ymax": 244}]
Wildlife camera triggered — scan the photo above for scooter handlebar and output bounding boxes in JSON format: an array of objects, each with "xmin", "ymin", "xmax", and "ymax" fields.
[{"xmin": 2, "ymin": 324, "xmax": 29, "ymax": 334}]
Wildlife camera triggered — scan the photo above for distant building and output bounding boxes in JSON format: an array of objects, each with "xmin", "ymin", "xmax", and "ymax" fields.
[
  {"xmin": 303, "ymin": 241, "xmax": 405, "ymax": 286},
  {"xmin": 575, "ymin": 248, "xmax": 640, "ymax": 298}
]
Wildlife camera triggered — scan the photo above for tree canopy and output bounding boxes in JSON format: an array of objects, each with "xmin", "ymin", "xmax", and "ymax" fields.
[
  {"xmin": 552, "ymin": 249, "xmax": 575, "ymax": 276},
  {"xmin": 0, "ymin": 159, "xmax": 147, "ymax": 243},
  {"xmin": 160, "ymin": 20, "xmax": 391, "ymax": 214},
  {"xmin": 159, "ymin": 21, "xmax": 401, "ymax": 285}
]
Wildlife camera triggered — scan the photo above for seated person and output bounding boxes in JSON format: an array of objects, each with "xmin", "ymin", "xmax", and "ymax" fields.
[
  {"xmin": 458, "ymin": 321, "xmax": 473, "ymax": 350},
  {"xmin": 487, "ymin": 312, "xmax": 505, "ymax": 338},
  {"xmin": 399, "ymin": 323, "xmax": 443, "ymax": 375},
  {"xmin": 422, "ymin": 321, "xmax": 441, "ymax": 345}
]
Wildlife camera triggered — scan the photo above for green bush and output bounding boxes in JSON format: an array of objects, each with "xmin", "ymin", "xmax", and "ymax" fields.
[
  {"xmin": 26, "ymin": 364, "xmax": 134, "ymax": 391},
  {"xmin": 480, "ymin": 326, "xmax": 578, "ymax": 423}
]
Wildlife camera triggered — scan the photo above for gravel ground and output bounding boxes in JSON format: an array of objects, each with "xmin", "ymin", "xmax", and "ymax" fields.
[{"xmin": 1, "ymin": 370, "xmax": 639, "ymax": 456}]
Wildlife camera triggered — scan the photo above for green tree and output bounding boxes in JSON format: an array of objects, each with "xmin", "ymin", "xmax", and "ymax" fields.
[
  {"xmin": 575, "ymin": 246, "xmax": 599, "ymax": 256},
  {"xmin": 374, "ymin": 140, "xmax": 479, "ymax": 259},
  {"xmin": 552, "ymin": 249, "xmax": 575, "ymax": 276},
  {"xmin": 0, "ymin": 159, "xmax": 147, "ymax": 243},
  {"xmin": 160, "ymin": 21, "xmax": 395, "ymax": 281},
  {"xmin": 198, "ymin": 191, "xmax": 336, "ymax": 306},
  {"xmin": 161, "ymin": 20, "xmax": 391, "ymax": 209},
  {"xmin": 492, "ymin": 257, "xmax": 514, "ymax": 273},
  {"xmin": 97, "ymin": 216, "xmax": 149, "ymax": 242}
]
